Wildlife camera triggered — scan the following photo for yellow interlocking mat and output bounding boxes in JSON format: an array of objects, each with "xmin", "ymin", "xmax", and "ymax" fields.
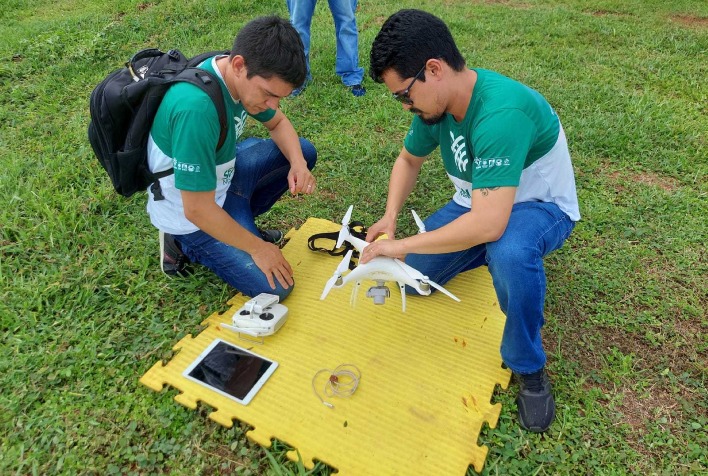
[{"xmin": 140, "ymin": 218, "xmax": 511, "ymax": 474}]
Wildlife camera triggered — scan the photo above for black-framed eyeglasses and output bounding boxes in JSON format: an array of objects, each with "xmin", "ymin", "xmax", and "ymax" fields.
[{"xmin": 392, "ymin": 65, "xmax": 427, "ymax": 105}]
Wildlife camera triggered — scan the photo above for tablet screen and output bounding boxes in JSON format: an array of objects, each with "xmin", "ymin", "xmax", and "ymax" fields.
[{"xmin": 183, "ymin": 339, "xmax": 278, "ymax": 405}]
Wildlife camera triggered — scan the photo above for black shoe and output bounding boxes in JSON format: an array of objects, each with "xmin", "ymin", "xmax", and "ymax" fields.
[
  {"xmin": 349, "ymin": 84, "xmax": 366, "ymax": 97},
  {"xmin": 290, "ymin": 79, "xmax": 311, "ymax": 97},
  {"xmin": 159, "ymin": 231, "xmax": 191, "ymax": 277},
  {"xmin": 259, "ymin": 228, "xmax": 284, "ymax": 245},
  {"xmin": 515, "ymin": 368, "xmax": 555, "ymax": 432}
]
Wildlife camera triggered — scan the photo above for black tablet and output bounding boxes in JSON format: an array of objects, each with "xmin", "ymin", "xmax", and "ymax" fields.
[{"xmin": 182, "ymin": 339, "xmax": 278, "ymax": 405}]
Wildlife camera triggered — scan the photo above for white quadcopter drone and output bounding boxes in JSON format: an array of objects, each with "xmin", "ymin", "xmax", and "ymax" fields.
[{"xmin": 320, "ymin": 206, "xmax": 460, "ymax": 311}]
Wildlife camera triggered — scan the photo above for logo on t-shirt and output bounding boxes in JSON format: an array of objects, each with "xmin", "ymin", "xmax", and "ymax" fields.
[
  {"xmin": 234, "ymin": 110, "xmax": 247, "ymax": 139},
  {"xmin": 223, "ymin": 166, "xmax": 234, "ymax": 185},
  {"xmin": 474, "ymin": 156, "xmax": 510, "ymax": 170},
  {"xmin": 174, "ymin": 161, "xmax": 201, "ymax": 173},
  {"xmin": 450, "ymin": 131, "xmax": 468, "ymax": 172}
]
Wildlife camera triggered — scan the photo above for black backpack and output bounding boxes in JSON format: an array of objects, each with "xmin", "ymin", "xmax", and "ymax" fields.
[{"xmin": 88, "ymin": 48, "xmax": 230, "ymax": 199}]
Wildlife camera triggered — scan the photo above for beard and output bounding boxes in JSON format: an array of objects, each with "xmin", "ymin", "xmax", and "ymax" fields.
[
  {"xmin": 420, "ymin": 113, "xmax": 445, "ymax": 125},
  {"xmin": 410, "ymin": 107, "xmax": 445, "ymax": 125}
]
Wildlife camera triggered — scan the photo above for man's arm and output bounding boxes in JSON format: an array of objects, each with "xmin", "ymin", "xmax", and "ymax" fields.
[
  {"xmin": 180, "ymin": 189, "xmax": 294, "ymax": 290},
  {"xmin": 365, "ymin": 147, "xmax": 426, "ymax": 241},
  {"xmin": 262, "ymin": 109, "xmax": 316, "ymax": 195},
  {"xmin": 360, "ymin": 186, "xmax": 516, "ymax": 262}
]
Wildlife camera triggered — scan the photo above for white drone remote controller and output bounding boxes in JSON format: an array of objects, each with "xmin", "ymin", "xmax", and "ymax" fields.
[{"xmin": 221, "ymin": 293, "xmax": 288, "ymax": 338}]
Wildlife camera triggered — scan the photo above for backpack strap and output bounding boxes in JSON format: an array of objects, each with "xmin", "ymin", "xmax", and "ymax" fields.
[
  {"xmin": 308, "ymin": 221, "xmax": 367, "ymax": 270},
  {"xmin": 183, "ymin": 49, "xmax": 231, "ymax": 150},
  {"xmin": 187, "ymin": 50, "xmax": 231, "ymax": 68},
  {"xmin": 149, "ymin": 67, "xmax": 229, "ymax": 200},
  {"xmin": 173, "ymin": 68, "xmax": 228, "ymax": 150}
]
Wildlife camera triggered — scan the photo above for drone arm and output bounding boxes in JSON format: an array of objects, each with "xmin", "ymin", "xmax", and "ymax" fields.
[
  {"xmin": 338, "ymin": 272, "xmax": 357, "ymax": 289},
  {"xmin": 393, "ymin": 258, "xmax": 457, "ymax": 301},
  {"xmin": 320, "ymin": 250, "xmax": 354, "ymax": 300},
  {"xmin": 346, "ymin": 235, "xmax": 369, "ymax": 253},
  {"xmin": 343, "ymin": 264, "xmax": 372, "ymax": 283}
]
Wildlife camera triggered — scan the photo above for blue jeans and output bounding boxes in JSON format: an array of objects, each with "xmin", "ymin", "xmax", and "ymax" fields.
[
  {"xmin": 174, "ymin": 137, "xmax": 317, "ymax": 301},
  {"xmin": 286, "ymin": 0, "xmax": 365, "ymax": 86},
  {"xmin": 405, "ymin": 201, "xmax": 576, "ymax": 375}
]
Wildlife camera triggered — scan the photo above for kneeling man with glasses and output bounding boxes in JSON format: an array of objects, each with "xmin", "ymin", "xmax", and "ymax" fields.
[{"xmin": 362, "ymin": 9, "xmax": 580, "ymax": 433}]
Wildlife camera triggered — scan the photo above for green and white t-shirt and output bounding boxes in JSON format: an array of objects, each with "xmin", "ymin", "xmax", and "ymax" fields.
[
  {"xmin": 404, "ymin": 69, "xmax": 579, "ymax": 221},
  {"xmin": 147, "ymin": 56, "xmax": 276, "ymax": 234}
]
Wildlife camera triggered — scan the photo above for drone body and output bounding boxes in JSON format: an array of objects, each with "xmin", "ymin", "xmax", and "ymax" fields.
[{"xmin": 320, "ymin": 206, "xmax": 460, "ymax": 311}]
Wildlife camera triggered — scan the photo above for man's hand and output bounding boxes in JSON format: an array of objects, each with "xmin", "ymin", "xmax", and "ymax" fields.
[
  {"xmin": 262, "ymin": 109, "xmax": 316, "ymax": 195},
  {"xmin": 365, "ymin": 215, "xmax": 397, "ymax": 242},
  {"xmin": 250, "ymin": 242, "xmax": 294, "ymax": 290},
  {"xmin": 359, "ymin": 238, "xmax": 405, "ymax": 264},
  {"xmin": 288, "ymin": 160, "xmax": 316, "ymax": 195}
]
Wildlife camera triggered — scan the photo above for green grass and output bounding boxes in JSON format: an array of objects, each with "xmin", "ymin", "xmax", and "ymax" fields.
[{"xmin": 1, "ymin": 0, "xmax": 706, "ymax": 474}]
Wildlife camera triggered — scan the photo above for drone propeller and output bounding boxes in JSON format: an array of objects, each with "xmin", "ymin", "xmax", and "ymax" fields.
[
  {"xmin": 336, "ymin": 205, "xmax": 354, "ymax": 249},
  {"xmin": 426, "ymin": 279, "xmax": 461, "ymax": 302},
  {"xmin": 411, "ymin": 210, "xmax": 426, "ymax": 233},
  {"xmin": 320, "ymin": 249, "xmax": 354, "ymax": 300},
  {"xmin": 394, "ymin": 259, "xmax": 461, "ymax": 302}
]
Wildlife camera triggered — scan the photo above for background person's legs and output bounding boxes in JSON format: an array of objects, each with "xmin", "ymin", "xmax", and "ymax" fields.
[
  {"xmin": 286, "ymin": 0, "xmax": 317, "ymax": 84},
  {"xmin": 327, "ymin": 0, "xmax": 365, "ymax": 87}
]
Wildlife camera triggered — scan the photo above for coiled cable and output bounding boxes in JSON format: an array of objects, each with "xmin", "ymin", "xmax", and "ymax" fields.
[{"xmin": 312, "ymin": 364, "xmax": 361, "ymax": 408}]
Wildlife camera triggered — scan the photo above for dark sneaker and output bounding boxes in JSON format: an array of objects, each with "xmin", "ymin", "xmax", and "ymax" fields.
[
  {"xmin": 159, "ymin": 231, "xmax": 191, "ymax": 277},
  {"xmin": 515, "ymin": 368, "xmax": 555, "ymax": 432},
  {"xmin": 349, "ymin": 84, "xmax": 366, "ymax": 97},
  {"xmin": 259, "ymin": 229, "xmax": 284, "ymax": 245},
  {"xmin": 290, "ymin": 79, "xmax": 311, "ymax": 97}
]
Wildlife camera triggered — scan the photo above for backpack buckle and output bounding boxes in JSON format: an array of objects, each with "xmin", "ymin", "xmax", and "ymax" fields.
[{"xmin": 150, "ymin": 180, "xmax": 166, "ymax": 201}]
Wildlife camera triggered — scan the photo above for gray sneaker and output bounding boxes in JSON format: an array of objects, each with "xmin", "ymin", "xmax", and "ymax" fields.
[
  {"xmin": 259, "ymin": 228, "xmax": 284, "ymax": 245},
  {"xmin": 515, "ymin": 368, "xmax": 555, "ymax": 432},
  {"xmin": 159, "ymin": 231, "xmax": 191, "ymax": 277}
]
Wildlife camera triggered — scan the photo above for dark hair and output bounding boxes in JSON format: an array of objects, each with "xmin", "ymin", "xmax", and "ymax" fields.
[
  {"xmin": 231, "ymin": 15, "xmax": 306, "ymax": 87},
  {"xmin": 370, "ymin": 9, "xmax": 466, "ymax": 83}
]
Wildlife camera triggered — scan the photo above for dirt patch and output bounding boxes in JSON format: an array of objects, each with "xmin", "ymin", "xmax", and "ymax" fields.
[
  {"xmin": 198, "ymin": 443, "xmax": 257, "ymax": 473},
  {"xmin": 595, "ymin": 163, "xmax": 681, "ymax": 193},
  {"xmin": 630, "ymin": 172, "xmax": 681, "ymax": 192},
  {"xmin": 559, "ymin": 322, "xmax": 706, "ymax": 389},
  {"xmin": 613, "ymin": 383, "xmax": 683, "ymax": 464},
  {"xmin": 547, "ymin": 320, "xmax": 706, "ymax": 458},
  {"xmin": 670, "ymin": 14, "xmax": 708, "ymax": 28}
]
